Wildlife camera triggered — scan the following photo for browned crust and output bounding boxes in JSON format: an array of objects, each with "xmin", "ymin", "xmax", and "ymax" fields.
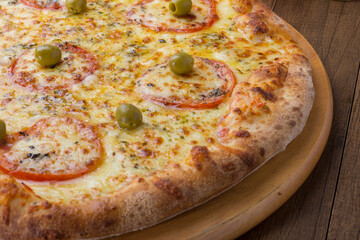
[{"xmin": 0, "ymin": 0, "xmax": 314, "ymax": 239}]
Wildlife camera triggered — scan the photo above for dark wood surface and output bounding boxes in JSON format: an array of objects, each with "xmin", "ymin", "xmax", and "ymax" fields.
[{"xmin": 238, "ymin": 0, "xmax": 360, "ymax": 239}]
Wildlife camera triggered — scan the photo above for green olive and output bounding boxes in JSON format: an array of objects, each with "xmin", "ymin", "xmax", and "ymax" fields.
[
  {"xmin": 65, "ymin": 0, "xmax": 87, "ymax": 14},
  {"xmin": 0, "ymin": 120, "xmax": 6, "ymax": 141},
  {"xmin": 169, "ymin": 0, "xmax": 192, "ymax": 17},
  {"xmin": 116, "ymin": 103, "xmax": 143, "ymax": 130},
  {"xmin": 35, "ymin": 44, "xmax": 62, "ymax": 68},
  {"xmin": 169, "ymin": 52, "xmax": 194, "ymax": 75}
]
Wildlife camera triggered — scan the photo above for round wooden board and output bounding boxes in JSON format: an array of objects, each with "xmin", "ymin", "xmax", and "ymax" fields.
[{"xmin": 111, "ymin": 24, "xmax": 333, "ymax": 240}]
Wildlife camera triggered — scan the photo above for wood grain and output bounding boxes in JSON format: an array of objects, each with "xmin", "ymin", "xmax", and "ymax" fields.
[
  {"xmin": 327, "ymin": 66, "xmax": 360, "ymax": 240},
  {"xmin": 240, "ymin": 0, "xmax": 360, "ymax": 239},
  {"xmin": 261, "ymin": 0, "xmax": 277, "ymax": 9}
]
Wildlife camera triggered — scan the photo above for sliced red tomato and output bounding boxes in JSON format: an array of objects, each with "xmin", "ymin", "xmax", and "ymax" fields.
[
  {"xmin": 9, "ymin": 42, "xmax": 98, "ymax": 93},
  {"xmin": 0, "ymin": 117, "xmax": 103, "ymax": 182},
  {"xmin": 126, "ymin": 0, "xmax": 218, "ymax": 33},
  {"xmin": 19, "ymin": 0, "xmax": 64, "ymax": 10},
  {"xmin": 137, "ymin": 57, "xmax": 236, "ymax": 109}
]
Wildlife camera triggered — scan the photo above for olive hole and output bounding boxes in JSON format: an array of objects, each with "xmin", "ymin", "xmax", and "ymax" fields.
[{"xmin": 169, "ymin": 3, "xmax": 176, "ymax": 12}]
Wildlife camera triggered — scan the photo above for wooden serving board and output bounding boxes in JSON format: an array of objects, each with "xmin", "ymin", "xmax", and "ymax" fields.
[{"xmin": 112, "ymin": 24, "xmax": 333, "ymax": 240}]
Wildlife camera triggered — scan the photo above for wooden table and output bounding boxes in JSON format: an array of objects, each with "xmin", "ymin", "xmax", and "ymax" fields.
[{"xmin": 238, "ymin": 0, "xmax": 360, "ymax": 239}]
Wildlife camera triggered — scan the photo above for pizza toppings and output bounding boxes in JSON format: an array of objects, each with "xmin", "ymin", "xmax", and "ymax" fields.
[
  {"xmin": 19, "ymin": 0, "xmax": 64, "ymax": 10},
  {"xmin": 0, "ymin": 120, "xmax": 6, "ymax": 141},
  {"xmin": 65, "ymin": 0, "xmax": 87, "ymax": 14},
  {"xmin": 137, "ymin": 57, "xmax": 235, "ymax": 109},
  {"xmin": 20, "ymin": 0, "xmax": 86, "ymax": 12},
  {"xmin": 127, "ymin": 0, "xmax": 218, "ymax": 33},
  {"xmin": 169, "ymin": 0, "xmax": 192, "ymax": 17},
  {"xmin": 35, "ymin": 44, "xmax": 62, "ymax": 68},
  {"xmin": 10, "ymin": 42, "xmax": 98, "ymax": 92},
  {"xmin": 169, "ymin": 52, "xmax": 194, "ymax": 75},
  {"xmin": 0, "ymin": 117, "xmax": 103, "ymax": 181},
  {"xmin": 116, "ymin": 103, "xmax": 143, "ymax": 130}
]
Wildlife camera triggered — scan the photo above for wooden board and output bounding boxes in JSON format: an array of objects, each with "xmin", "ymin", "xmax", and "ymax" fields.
[
  {"xmin": 111, "ymin": 24, "xmax": 333, "ymax": 240},
  {"xmin": 240, "ymin": 2, "xmax": 360, "ymax": 239}
]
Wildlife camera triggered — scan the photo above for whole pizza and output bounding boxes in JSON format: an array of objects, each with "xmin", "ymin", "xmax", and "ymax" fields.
[{"xmin": 0, "ymin": 0, "xmax": 314, "ymax": 239}]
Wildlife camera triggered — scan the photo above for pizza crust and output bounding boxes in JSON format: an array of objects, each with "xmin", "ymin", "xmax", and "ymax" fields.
[{"xmin": 0, "ymin": 0, "xmax": 314, "ymax": 239}]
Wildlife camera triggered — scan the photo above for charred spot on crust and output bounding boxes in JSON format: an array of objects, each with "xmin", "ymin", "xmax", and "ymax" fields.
[
  {"xmin": 253, "ymin": 23, "xmax": 269, "ymax": 34},
  {"xmin": 254, "ymin": 63, "xmax": 288, "ymax": 84},
  {"xmin": 288, "ymin": 120, "xmax": 297, "ymax": 128},
  {"xmin": 234, "ymin": 130, "xmax": 250, "ymax": 138},
  {"xmin": 28, "ymin": 222, "xmax": 66, "ymax": 240},
  {"xmin": 191, "ymin": 146, "xmax": 211, "ymax": 171},
  {"xmin": 274, "ymin": 124, "xmax": 283, "ymax": 130},
  {"xmin": 251, "ymin": 87, "xmax": 276, "ymax": 101},
  {"xmin": 153, "ymin": 178, "xmax": 183, "ymax": 200},
  {"xmin": 292, "ymin": 106, "xmax": 301, "ymax": 112},
  {"xmin": 237, "ymin": 151, "xmax": 255, "ymax": 168},
  {"xmin": 260, "ymin": 147, "xmax": 265, "ymax": 156},
  {"xmin": 221, "ymin": 162, "xmax": 236, "ymax": 172},
  {"xmin": 1, "ymin": 205, "xmax": 10, "ymax": 225},
  {"xmin": 103, "ymin": 218, "xmax": 116, "ymax": 228},
  {"xmin": 246, "ymin": 12, "xmax": 269, "ymax": 34}
]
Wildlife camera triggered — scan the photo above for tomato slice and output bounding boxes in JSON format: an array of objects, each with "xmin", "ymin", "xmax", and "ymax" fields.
[
  {"xmin": 137, "ymin": 57, "xmax": 236, "ymax": 109},
  {"xmin": 19, "ymin": 0, "xmax": 64, "ymax": 10},
  {"xmin": 127, "ymin": 0, "xmax": 218, "ymax": 33},
  {"xmin": 0, "ymin": 117, "xmax": 103, "ymax": 182},
  {"xmin": 9, "ymin": 42, "xmax": 98, "ymax": 93}
]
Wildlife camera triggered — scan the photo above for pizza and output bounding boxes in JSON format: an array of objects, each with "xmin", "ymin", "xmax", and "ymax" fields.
[{"xmin": 0, "ymin": 0, "xmax": 314, "ymax": 239}]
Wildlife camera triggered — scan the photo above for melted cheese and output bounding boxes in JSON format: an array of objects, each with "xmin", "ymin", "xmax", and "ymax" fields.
[
  {"xmin": 0, "ymin": 0, "xmax": 295, "ymax": 203},
  {"xmin": 4, "ymin": 117, "xmax": 100, "ymax": 175},
  {"xmin": 127, "ymin": 0, "xmax": 212, "ymax": 30},
  {"xmin": 11, "ymin": 47, "xmax": 94, "ymax": 90},
  {"xmin": 137, "ymin": 57, "xmax": 227, "ymax": 104}
]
